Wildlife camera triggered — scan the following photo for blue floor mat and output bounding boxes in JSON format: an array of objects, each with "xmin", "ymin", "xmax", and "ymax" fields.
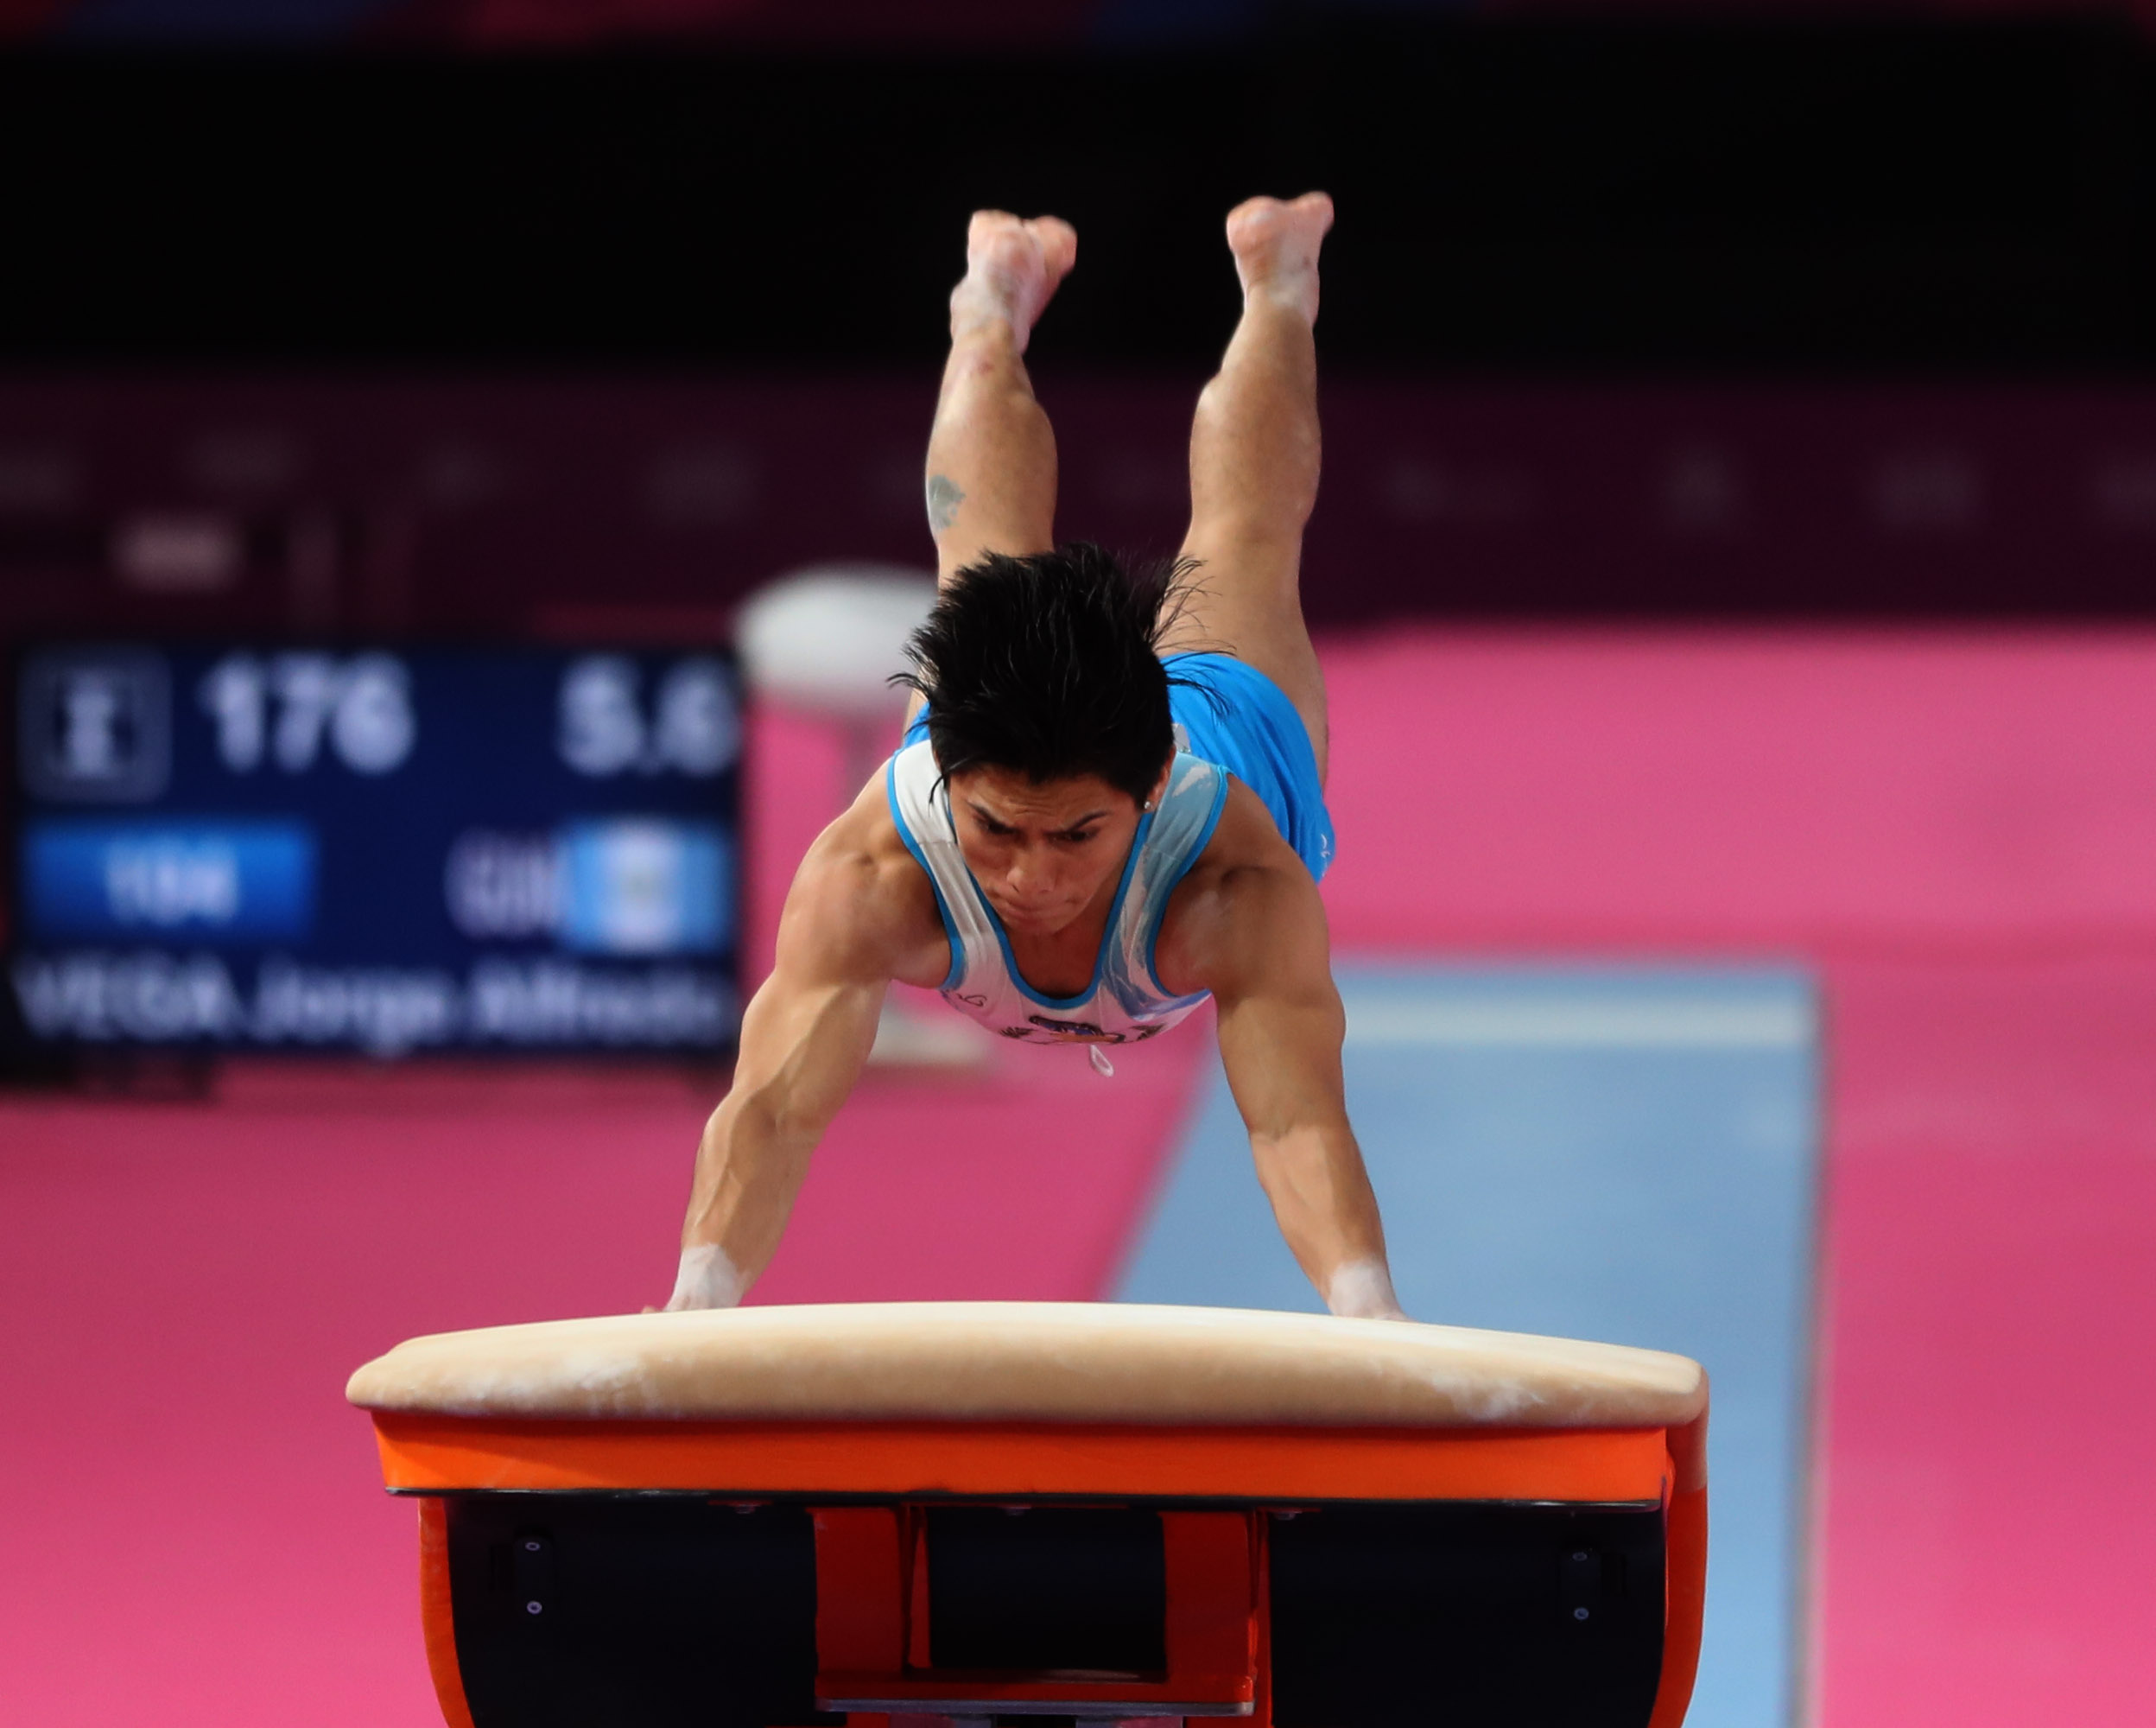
[{"xmin": 1115, "ymin": 962, "xmax": 1819, "ymax": 1728}]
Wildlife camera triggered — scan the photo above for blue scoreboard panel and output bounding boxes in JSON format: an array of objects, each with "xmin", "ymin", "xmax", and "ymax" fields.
[{"xmin": 8, "ymin": 645, "xmax": 742, "ymax": 1058}]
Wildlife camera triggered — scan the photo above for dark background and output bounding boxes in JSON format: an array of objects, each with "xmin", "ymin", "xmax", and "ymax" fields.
[
  {"xmin": 3, "ymin": 22, "xmax": 2151, "ymax": 371},
  {"xmin": 3, "ymin": 15, "xmax": 2154, "ymax": 632}
]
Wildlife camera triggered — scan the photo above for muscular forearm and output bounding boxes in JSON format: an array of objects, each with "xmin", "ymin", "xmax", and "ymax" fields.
[
  {"xmin": 665, "ymin": 1090, "xmax": 820, "ymax": 1310},
  {"xmin": 1250, "ymin": 1121, "xmax": 1405, "ymax": 1320}
]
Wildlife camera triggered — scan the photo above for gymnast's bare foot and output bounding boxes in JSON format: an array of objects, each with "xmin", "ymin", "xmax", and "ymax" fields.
[
  {"xmin": 949, "ymin": 211, "xmax": 1078, "ymax": 353},
  {"xmin": 1225, "ymin": 191, "xmax": 1333, "ymax": 324}
]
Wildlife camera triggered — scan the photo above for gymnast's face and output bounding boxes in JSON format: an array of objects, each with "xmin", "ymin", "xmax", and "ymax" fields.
[{"xmin": 948, "ymin": 763, "xmax": 1161, "ymax": 937}]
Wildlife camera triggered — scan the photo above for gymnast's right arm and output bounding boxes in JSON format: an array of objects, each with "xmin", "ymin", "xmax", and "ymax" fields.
[{"xmin": 661, "ymin": 812, "xmax": 910, "ymax": 1311}]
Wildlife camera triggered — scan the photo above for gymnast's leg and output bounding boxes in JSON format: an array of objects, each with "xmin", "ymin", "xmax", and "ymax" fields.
[
  {"xmin": 1157, "ymin": 192, "xmax": 1334, "ymax": 779},
  {"xmin": 922, "ymin": 211, "xmax": 1076, "ymax": 586}
]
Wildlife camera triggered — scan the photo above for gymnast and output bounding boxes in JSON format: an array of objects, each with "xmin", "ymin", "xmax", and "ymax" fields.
[{"xmin": 665, "ymin": 194, "xmax": 1405, "ymax": 1322}]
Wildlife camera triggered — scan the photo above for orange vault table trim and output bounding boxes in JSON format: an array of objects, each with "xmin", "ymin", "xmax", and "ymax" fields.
[{"xmin": 350, "ymin": 1302, "xmax": 1709, "ymax": 1728}]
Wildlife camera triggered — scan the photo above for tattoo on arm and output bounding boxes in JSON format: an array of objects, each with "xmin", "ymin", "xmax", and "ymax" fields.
[{"xmin": 926, "ymin": 473, "xmax": 966, "ymax": 535}]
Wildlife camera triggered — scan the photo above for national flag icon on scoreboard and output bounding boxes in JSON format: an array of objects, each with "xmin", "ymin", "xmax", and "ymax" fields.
[{"xmin": 557, "ymin": 819, "xmax": 729, "ymax": 957}]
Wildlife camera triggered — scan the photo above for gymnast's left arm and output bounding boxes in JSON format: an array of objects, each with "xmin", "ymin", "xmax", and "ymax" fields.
[{"xmin": 1204, "ymin": 860, "xmax": 1408, "ymax": 1321}]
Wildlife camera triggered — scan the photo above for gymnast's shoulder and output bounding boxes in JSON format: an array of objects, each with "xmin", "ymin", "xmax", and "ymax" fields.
[
  {"xmin": 776, "ymin": 773, "xmax": 948, "ymax": 986},
  {"xmin": 1156, "ymin": 776, "xmax": 1327, "ymax": 999}
]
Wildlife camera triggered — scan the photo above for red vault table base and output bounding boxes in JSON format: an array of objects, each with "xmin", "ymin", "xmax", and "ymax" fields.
[{"xmin": 348, "ymin": 1303, "xmax": 1709, "ymax": 1728}]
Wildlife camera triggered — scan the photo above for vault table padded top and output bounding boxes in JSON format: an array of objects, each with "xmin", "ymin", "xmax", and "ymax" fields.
[{"xmin": 346, "ymin": 1301, "xmax": 1704, "ymax": 1433}]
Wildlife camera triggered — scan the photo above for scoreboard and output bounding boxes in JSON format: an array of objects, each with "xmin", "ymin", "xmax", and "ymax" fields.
[{"xmin": 8, "ymin": 644, "xmax": 742, "ymax": 1058}]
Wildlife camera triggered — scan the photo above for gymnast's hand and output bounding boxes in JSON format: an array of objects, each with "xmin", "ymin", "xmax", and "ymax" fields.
[
  {"xmin": 1323, "ymin": 1259, "xmax": 1410, "ymax": 1322},
  {"xmin": 640, "ymin": 1243, "xmax": 747, "ymax": 1313},
  {"xmin": 656, "ymin": 1243, "xmax": 746, "ymax": 1312}
]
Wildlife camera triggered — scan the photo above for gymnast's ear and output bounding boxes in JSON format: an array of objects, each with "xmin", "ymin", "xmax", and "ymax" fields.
[{"xmin": 1143, "ymin": 754, "xmax": 1172, "ymax": 814}]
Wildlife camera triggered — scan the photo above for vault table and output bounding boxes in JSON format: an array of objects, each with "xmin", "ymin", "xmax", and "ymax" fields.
[{"xmin": 348, "ymin": 1302, "xmax": 1708, "ymax": 1728}]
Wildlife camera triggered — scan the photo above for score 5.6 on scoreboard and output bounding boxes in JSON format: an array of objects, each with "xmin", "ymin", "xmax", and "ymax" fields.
[{"xmin": 9, "ymin": 645, "xmax": 744, "ymax": 1058}]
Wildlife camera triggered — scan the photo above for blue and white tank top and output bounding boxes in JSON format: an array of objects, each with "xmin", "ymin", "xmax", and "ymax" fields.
[{"xmin": 885, "ymin": 737, "xmax": 1230, "ymax": 1068}]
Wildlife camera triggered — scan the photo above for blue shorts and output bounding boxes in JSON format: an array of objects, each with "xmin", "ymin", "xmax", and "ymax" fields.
[
  {"xmin": 901, "ymin": 651, "xmax": 1335, "ymax": 881},
  {"xmin": 1164, "ymin": 652, "xmax": 1335, "ymax": 881}
]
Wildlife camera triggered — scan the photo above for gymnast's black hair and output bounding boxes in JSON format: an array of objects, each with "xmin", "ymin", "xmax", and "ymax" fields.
[{"xmin": 892, "ymin": 543, "xmax": 1206, "ymax": 805}]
